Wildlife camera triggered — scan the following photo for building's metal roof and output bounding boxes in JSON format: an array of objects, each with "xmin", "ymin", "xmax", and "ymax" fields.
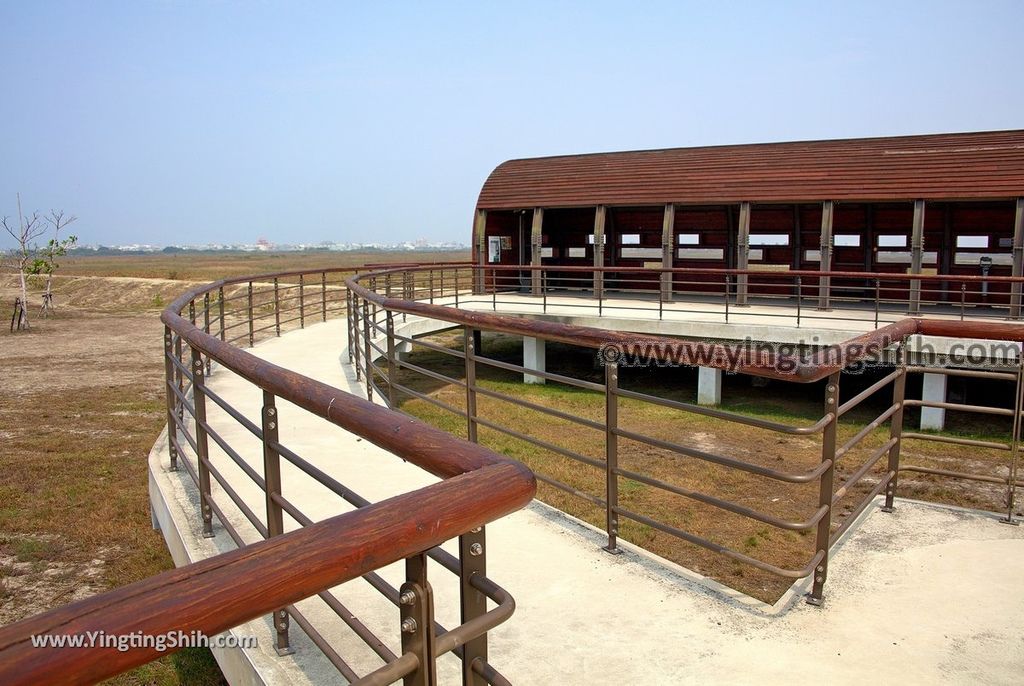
[{"xmin": 476, "ymin": 130, "xmax": 1024, "ymax": 209}]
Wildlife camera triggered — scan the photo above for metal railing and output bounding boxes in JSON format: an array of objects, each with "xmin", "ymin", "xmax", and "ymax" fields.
[
  {"xmin": 0, "ymin": 262, "xmax": 537, "ymax": 686},
  {"xmin": 463, "ymin": 264, "xmax": 1024, "ymax": 328},
  {"xmin": 347, "ymin": 263, "xmax": 1024, "ymax": 606}
]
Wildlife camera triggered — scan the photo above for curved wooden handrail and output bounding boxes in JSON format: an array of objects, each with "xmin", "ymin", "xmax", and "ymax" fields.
[
  {"xmin": 348, "ymin": 264, "xmax": 1024, "ymax": 383},
  {"xmin": 0, "ymin": 464, "xmax": 533, "ymax": 686},
  {"xmin": 0, "ymin": 264, "xmax": 534, "ymax": 685}
]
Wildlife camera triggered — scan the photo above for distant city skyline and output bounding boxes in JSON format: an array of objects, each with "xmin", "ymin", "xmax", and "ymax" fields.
[{"xmin": 2, "ymin": 1, "xmax": 1023, "ymax": 249}]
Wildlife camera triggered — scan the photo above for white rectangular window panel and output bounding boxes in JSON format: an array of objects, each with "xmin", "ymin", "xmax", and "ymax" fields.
[
  {"xmin": 540, "ymin": 247, "xmax": 554, "ymax": 258},
  {"xmin": 748, "ymin": 249, "xmax": 764, "ymax": 261},
  {"xmin": 677, "ymin": 233, "xmax": 700, "ymax": 245},
  {"xmin": 834, "ymin": 234, "xmax": 861, "ymax": 247},
  {"xmin": 804, "ymin": 249, "xmax": 821, "ymax": 262},
  {"xmin": 956, "ymin": 235, "xmax": 989, "ymax": 248},
  {"xmin": 587, "ymin": 234, "xmax": 607, "ymax": 245},
  {"xmin": 749, "ymin": 234, "xmax": 789, "ymax": 246},
  {"xmin": 567, "ymin": 247, "xmax": 587, "ymax": 258},
  {"xmin": 877, "ymin": 235, "xmax": 907, "ymax": 247},
  {"xmin": 876, "ymin": 251, "xmax": 938, "ymax": 264},
  {"xmin": 621, "ymin": 247, "xmax": 662, "ymax": 259},
  {"xmin": 620, "ymin": 234, "xmax": 641, "ymax": 245},
  {"xmin": 954, "ymin": 252, "xmax": 1013, "ymax": 266},
  {"xmin": 677, "ymin": 248, "xmax": 724, "ymax": 260}
]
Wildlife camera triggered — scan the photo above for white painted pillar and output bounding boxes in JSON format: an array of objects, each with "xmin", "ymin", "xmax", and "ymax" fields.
[
  {"xmin": 920, "ymin": 372, "xmax": 947, "ymax": 430},
  {"xmin": 697, "ymin": 366, "xmax": 722, "ymax": 406},
  {"xmin": 396, "ymin": 340, "xmax": 413, "ymax": 363},
  {"xmin": 523, "ymin": 336, "xmax": 546, "ymax": 384}
]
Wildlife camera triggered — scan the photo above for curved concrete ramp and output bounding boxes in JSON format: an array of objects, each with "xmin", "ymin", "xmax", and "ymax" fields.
[{"xmin": 150, "ymin": 318, "xmax": 1024, "ymax": 685}]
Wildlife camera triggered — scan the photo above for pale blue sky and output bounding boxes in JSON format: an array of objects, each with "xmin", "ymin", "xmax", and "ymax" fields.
[{"xmin": 1, "ymin": 1, "xmax": 1021, "ymax": 247}]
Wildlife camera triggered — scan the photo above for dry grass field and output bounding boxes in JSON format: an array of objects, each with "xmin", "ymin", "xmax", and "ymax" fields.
[{"xmin": 0, "ymin": 250, "xmax": 465, "ymax": 684}]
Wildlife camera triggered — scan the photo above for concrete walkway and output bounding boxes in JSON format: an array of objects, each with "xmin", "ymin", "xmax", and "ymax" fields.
[{"xmin": 149, "ymin": 316, "xmax": 1024, "ymax": 685}]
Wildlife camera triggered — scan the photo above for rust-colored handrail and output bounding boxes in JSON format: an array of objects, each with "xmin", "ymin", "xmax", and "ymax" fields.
[
  {"xmin": 0, "ymin": 262, "xmax": 533, "ymax": 686},
  {"xmin": 347, "ymin": 265, "xmax": 1024, "ymax": 382},
  {"xmin": 0, "ymin": 464, "xmax": 532, "ymax": 686}
]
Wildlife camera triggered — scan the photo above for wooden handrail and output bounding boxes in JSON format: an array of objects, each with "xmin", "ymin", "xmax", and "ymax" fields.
[
  {"xmin": 348, "ymin": 265, "xmax": 1024, "ymax": 383},
  {"xmin": 0, "ymin": 463, "xmax": 534, "ymax": 686}
]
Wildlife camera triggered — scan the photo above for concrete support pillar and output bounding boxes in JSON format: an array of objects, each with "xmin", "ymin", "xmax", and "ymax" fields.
[
  {"xmin": 474, "ymin": 209, "xmax": 487, "ymax": 294},
  {"xmin": 530, "ymin": 208, "xmax": 544, "ymax": 295},
  {"xmin": 661, "ymin": 203, "xmax": 675, "ymax": 301},
  {"xmin": 909, "ymin": 199, "xmax": 926, "ymax": 315},
  {"xmin": 818, "ymin": 200, "xmax": 834, "ymax": 310},
  {"xmin": 735, "ymin": 202, "xmax": 751, "ymax": 306},
  {"xmin": 523, "ymin": 336, "xmax": 546, "ymax": 384},
  {"xmin": 1011, "ymin": 198, "xmax": 1023, "ymax": 319},
  {"xmin": 697, "ymin": 366, "xmax": 722, "ymax": 406},
  {"xmin": 920, "ymin": 372, "xmax": 947, "ymax": 431},
  {"xmin": 593, "ymin": 205, "xmax": 606, "ymax": 297},
  {"xmin": 396, "ymin": 340, "xmax": 413, "ymax": 363}
]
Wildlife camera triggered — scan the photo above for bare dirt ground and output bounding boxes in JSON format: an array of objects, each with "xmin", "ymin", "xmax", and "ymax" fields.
[{"xmin": 0, "ymin": 275, "xmax": 222, "ymax": 684}]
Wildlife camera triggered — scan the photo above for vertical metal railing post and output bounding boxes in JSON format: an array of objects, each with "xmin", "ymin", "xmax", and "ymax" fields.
[
  {"xmin": 174, "ymin": 333, "xmax": 184, "ymax": 421},
  {"xmin": 202, "ymin": 292, "xmax": 212, "ymax": 375},
  {"xmin": 163, "ymin": 327, "xmax": 178, "ymax": 471},
  {"xmin": 874, "ymin": 279, "xmax": 881, "ymax": 328},
  {"xmin": 724, "ymin": 274, "xmax": 731, "ymax": 323},
  {"xmin": 190, "ymin": 345, "xmax": 214, "ymax": 538},
  {"xmin": 455, "ymin": 270, "xmax": 460, "ymax": 308},
  {"xmin": 459, "ymin": 527, "xmax": 487, "ymax": 686},
  {"xmin": 464, "ymin": 328, "xmax": 478, "ymax": 443},
  {"xmin": 352, "ymin": 294, "xmax": 363, "ymax": 381},
  {"xmin": 808, "ymin": 372, "xmax": 839, "ymax": 606},
  {"xmin": 189, "ymin": 299, "xmax": 196, "ymax": 327},
  {"xmin": 428, "ymin": 269, "xmax": 435, "ymax": 304},
  {"xmin": 960, "ymin": 283, "xmax": 967, "ymax": 321},
  {"xmin": 1004, "ymin": 358, "xmax": 1023, "ymax": 525},
  {"xmin": 604, "ymin": 359, "xmax": 620, "ymax": 554},
  {"xmin": 362, "ymin": 299, "xmax": 373, "ymax": 401},
  {"xmin": 247, "ymin": 281, "xmax": 255, "ymax": 347},
  {"xmin": 298, "ymin": 274, "xmax": 305, "ymax": 329},
  {"xmin": 261, "ymin": 391, "xmax": 293, "ymax": 655},
  {"xmin": 542, "ymin": 271, "xmax": 547, "ymax": 313},
  {"xmin": 883, "ymin": 343, "xmax": 907, "ymax": 512},
  {"xmin": 346, "ymin": 289, "xmax": 355, "ymax": 365},
  {"xmin": 796, "ymin": 276, "xmax": 802, "ymax": 328},
  {"xmin": 218, "ymin": 286, "xmax": 225, "ymax": 341},
  {"xmin": 386, "ymin": 312, "xmax": 397, "ymax": 409},
  {"xmin": 273, "ymin": 278, "xmax": 281, "ymax": 336},
  {"xmin": 321, "ymin": 271, "xmax": 327, "ymax": 322},
  {"xmin": 400, "ymin": 553, "xmax": 437, "ymax": 686}
]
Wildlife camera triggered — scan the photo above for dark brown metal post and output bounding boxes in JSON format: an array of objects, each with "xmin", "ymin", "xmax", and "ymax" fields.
[
  {"xmin": 163, "ymin": 327, "xmax": 178, "ymax": 471},
  {"xmin": 796, "ymin": 276, "xmax": 802, "ymax": 327},
  {"xmin": 874, "ymin": 279, "xmax": 881, "ymax": 328},
  {"xmin": 190, "ymin": 345, "xmax": 214, "ymax": 538},
  {"xmin": 883, "ymin": 344, "xmax": 907, "ymax": 512},
  {"xmin": 203, "ymin": 293, "xmax": 211, "ymax": 375},
  {"xmin": 604, "ymin": 359, "xmax": 620, "ymax": 554},
  {"xmin": 352, "ymin": 294, "xmax": 362, "ymax": 380},
  {"xmin": 362, "ymin": 299, "xmax": 373, "ymax": 401},
  {"xmin": 400, "ymin": 553, "xmax": 437, "ymax": 686},
  {"xmin": 299, "ymin": 274, "xmax": 305, "ymax": 328},
  {"xmin": 261, "ymin": 391, "xmax": 293, "ymax": 655},
  {"xmin": 808, "ymin": 372, "xmax": 839, "ymax": 606},
  {"xmin": 188, "ymin": 298, "xmax": 195, "ymax": 327},
  {"xmin": 459, "ymin": 527, "xmax": 487, "ymax": 686},
  {"xmin": 273, "ymin": 277, "xmax": 281, "ymax": 336},
  {"xmin": 724, "ymin": 274, "xmax": 730, "ymax": 323},
  {"xmin": 174, "ymin": 333, "xmax": 184, "ymax": 422},
  {"xmin": 429, "ymin": 269, "xmax": 435, "ymax": 304},
  {"xmin": 218, "ymin": 286, "xmax": 225, "ymax": 341},
  {"xmin": 464, "ymin": 328, "xmax": 478, "ymax": 443},
  {"xmin": 321, "ymin": 271, "xmax": 327, "ymax": 322},
  {"xmin": 1004, "ymin": 360, "xmax": 1023, "ymax": 524},
  {"xmin": 346, "ymin": 289, "xmax": 355, "ymax": 364},
  {"xmin": 247, "ymin": 281, "xmax": 254, "ymax": 347},
  {"xmin": 386, "ymin": 312, "xmax": 397, "ymax": 409}
]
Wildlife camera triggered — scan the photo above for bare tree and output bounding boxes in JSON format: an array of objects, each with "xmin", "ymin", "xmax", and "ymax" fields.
[
  {"xmin": 33, "ymin": 210, "xmax": 78, "ymax": 316},
  {"xmin": 2, "ymin": 193, "xmax": 46, "ymax": 330}
]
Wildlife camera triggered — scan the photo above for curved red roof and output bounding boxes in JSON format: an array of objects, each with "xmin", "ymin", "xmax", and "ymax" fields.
[{"xmin": 476, "ymin": 130, "xmax": 1024, "ymax": 209}]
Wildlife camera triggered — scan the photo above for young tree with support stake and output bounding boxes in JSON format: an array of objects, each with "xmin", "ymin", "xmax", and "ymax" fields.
[
  {"xmin": 2, "ymin": 194, "xmax": 46, "ymax": 330},
  {"xmin": 32, "ymin": 210, "xmax": 77, "ymax": 317}
]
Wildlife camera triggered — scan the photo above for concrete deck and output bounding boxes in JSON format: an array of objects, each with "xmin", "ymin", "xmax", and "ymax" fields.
[{"xmin": 149, "ymin": 315, "xmax": 1024, "ymax": 685}]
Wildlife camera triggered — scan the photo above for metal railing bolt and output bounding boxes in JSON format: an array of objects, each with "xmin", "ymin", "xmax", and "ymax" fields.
[
  {"xmin": 399, "ymin": 590, "xmax": 417, "ymax": 606},
  {"xmin": 401, "ymin": 618, "xmax": 418, "ymax": 634},
  {"xmin": 469, "ymin": 542, "xmax": 483, "ymax": 556}
]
